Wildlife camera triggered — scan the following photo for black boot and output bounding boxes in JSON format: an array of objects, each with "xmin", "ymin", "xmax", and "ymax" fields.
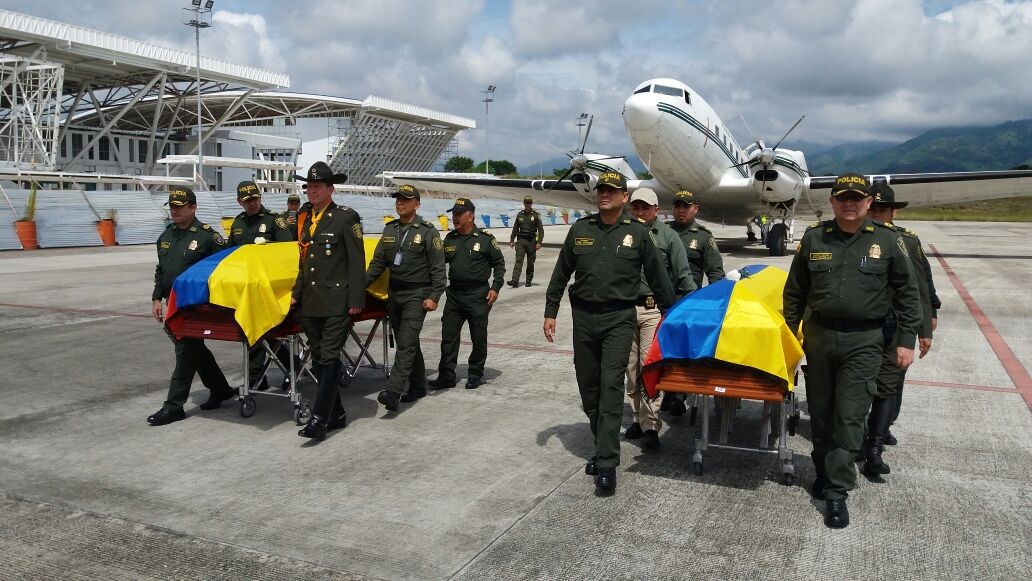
[
  {"xmin": 311, "ymin": 361, "xmax": 345, "ymax": 430},
  {"xmin": 328, "ymin": 365, "xmax": 348, "ymax": 431},
  {"xmin": 863, "ymin": 397, "xmax": 894, "ymax": 477},
  {"xmin": 298, "ymin": 415, "xmax": 328, "ymax": 440}
]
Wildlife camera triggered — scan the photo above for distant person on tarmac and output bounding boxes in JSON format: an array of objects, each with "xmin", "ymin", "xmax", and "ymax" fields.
[{"xmin": 508, "ymin": 196, "xmax": 544, "ymax": 287}]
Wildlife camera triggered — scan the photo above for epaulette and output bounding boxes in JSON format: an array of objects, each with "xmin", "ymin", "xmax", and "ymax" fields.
[
  {"xmin": 696, "ymin": 223, "xmax": 711, "ymax": 232},
  {"xmin": 806, "ymin": 221, "xmax": 822, "ymax": 230},
  {"xmin": 578, "ymin": 213, "xmax": 595, "ymax": 222},
  {"xmin": 445, "ymin": 229, "xmax": 459, "ymax": 238},
  {"xmin": 235, "ymin": 211, "xmax": 246, "ymax": 219},
  {"xmin": 874, "ymin": 221, "xmax": 895, "ymax": 230},
  {"xmin": 201, "ymin": 224, "xmax": 212, "ymax": 230},
  {"xmin": 421, "ymin": 219, "xmax": 436, "ymax": 228},
  {"xmin": 385, "ymin": 218, "xmax": 399, "ymax": 226},
  {"xmin": 299, "ymin": 202, "xmax": 313, "ymax": 212},
  {"xmin": 906, "ymin": 227, "xmax": 919, "ymax": 237},
  {"xmin": 635, "ymin": 217, "xmax": 647, "ymax": 224}
]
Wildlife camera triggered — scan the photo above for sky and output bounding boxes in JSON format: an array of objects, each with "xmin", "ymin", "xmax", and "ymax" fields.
[{"xmin": 5, "ymin": 0, "xmax": 1032, "ymax": 167}]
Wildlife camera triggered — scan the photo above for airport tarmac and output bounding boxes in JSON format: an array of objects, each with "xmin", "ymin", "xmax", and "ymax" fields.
[{"xmin": 1, "ymin": 219, "xmax": 1030, "ymax": 580}]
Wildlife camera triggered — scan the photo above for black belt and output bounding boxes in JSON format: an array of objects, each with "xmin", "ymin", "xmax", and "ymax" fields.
[
  {"xmin": 448, "ymin": 280, "xmax": 488, "ymax": 291},
  {"xmin": 570, "ymin": 295, "xmax": 635, "ymax": 313},
  {"xmin": 635, "ymin": 295, "xmax": 657, "ymax": 309},
  {"xmin": 389, "ymin": 279, "xmax": 429, "ymax": 291},
  {"xmin": 517, "ymin": 234, "xmax": 535, "ymax": 240},
  {"xmin": 811, "ymin": 312, "xmax": 883, "ymax": 332}
]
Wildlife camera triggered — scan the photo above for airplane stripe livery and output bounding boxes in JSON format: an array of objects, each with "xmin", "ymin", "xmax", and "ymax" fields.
[{"xmin": 385, "ymin": 76, "xmax": 1032, "ymax": 256}]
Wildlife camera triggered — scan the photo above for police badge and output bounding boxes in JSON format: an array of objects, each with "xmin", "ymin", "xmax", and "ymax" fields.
[
  {"xmin": 473, "ymin": 242, "xmax": 480, "ymax": 252},
  {"xmin": 259, "ymin": 223, "xmax": 267, "ymax": 234},
  {"xmin": 869, "ymin": 244, "xmax": 882, "ymax": 259},
  {"xmin": 622, "ymin": 234, "xmax": 633, "ymax": 247},
  {"xmin": 413, "ymin": 233, "xmax": 422, "ymax": 245},
  {"xmin": 690, "ymin": 239, "xmax": 698, "ymax": 250},
  {"xmin": 188, "ymin": 240, "xmax": 198, "ymax": 251}
]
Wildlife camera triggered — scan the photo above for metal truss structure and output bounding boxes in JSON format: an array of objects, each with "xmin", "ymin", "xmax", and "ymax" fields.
[{"xmin": 0, "ymin": 50, "xmax": 63, "ymax": 169}]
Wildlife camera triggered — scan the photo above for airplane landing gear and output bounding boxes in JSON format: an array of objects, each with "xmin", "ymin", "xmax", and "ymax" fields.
[{"xmin": 767, "ymin": 222, "xmax": 788, "ymax": 256}]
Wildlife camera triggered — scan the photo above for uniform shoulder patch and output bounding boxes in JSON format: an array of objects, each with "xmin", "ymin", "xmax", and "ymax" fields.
[
  {"xmin": 432, "ymin": 236, "xmax": 443, "ymax": 250},
  {"xmin": 352, "ymin": 223, "xmax": 363, "ymax": 239},
  {"xmin": 275, "ymin": 217, "xmax": 287, "ymax": 229},
  {"xmin": 212, "ymin": 231, "xmax": 225, "ymax": 245},
  {"xmin": 491, "ymin": 238, "xmax": 500, "ymax": 250}
]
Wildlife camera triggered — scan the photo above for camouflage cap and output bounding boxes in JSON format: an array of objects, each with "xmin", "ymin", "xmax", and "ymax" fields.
[
  {"xmin": 673, "ymin": 190, "xmax": 697, "ymax": 205},
  {"xmin": 523, "ymin": 196, "xmax": 533, "ymax": 203},
  {"xmin": 594, "ymin": 171, "xmax": 627, "ymax": 190},
  {"xmin": 392, "ymin": 184, "xmax": 420, "ymax": 200},
  {"xmin": 448, "ymin": 197, "xmax": 475, "ymax": 213},
  {"xmin": 830, "ymin": 172, "xmax": 870, "ymax": 197},
  {"xmin": 165, "ymin": 186, "xmax": 196, "ymax": 207},
  {"xmin": 869, "ymin": 182, "xmax": 908, "ymax": 208},
  {"xmin": 286, "ymin": 193, "xmax": 301, "ymax": 202},
  {"xmin": 236, "ymin": 180, "xmax": 261, "ymax": 201}
]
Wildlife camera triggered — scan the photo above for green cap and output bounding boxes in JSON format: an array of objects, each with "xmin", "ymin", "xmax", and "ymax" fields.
[
  {"xmin": 594, "ymin": 171, "xmax": 627, "ymax": 190},
  {"xmin": 673, "ymin": 190, "xmax": 696, "ymax": 205},
  {"xmin": 523, "ymin": 196, "xmax": 533, "ymax": 203},
  {"xmin": 870, "ymin": 182, "xmax": 908, "ymax": 208},
  {"xmin": 236, "ymin": 181, "xmax": 261, "ymax": 201},
  {"xmin": 392, "ymin": 184, "xmax": 420, "ymax": 200},
  {"xmin": 448, "ymin": 198, "xmax": 475, "ymax": 213},
  {"xmin": 286, "ymin": 193, "xmax": 301, "ymax": 202},
  {"xmin": 165, "ymin": 186, "xmax": 196, "ymax": 206},
  {"xmin": 830, "ymin": 173, "xmax": 870, "ymax": 197}
]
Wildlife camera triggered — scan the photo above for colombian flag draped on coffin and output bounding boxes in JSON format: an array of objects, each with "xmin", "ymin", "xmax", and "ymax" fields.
[
  {"xmin": 641, "ymin": 264, "xmax": 804, "ymax": 397},
  {"xmin": 164, "ymin": 239, "xmax": 389, "ymax": 345}
]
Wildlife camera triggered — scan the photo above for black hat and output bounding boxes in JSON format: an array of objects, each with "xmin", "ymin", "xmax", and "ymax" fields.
[
  {"xmin": 236, "ymin": 180, "xmax": 261, "ymax": 201},
  {"xmin": 165, "ymin": 186, "xmax": 196, "ymax": 206},
  {"xmin": 673, "ymin": 189, "xmax": 696, "ymax": 205},
  {"xmin": 523, "ymin": 196, "xmax": 533, "ymax": 203},
  {"xmin": 869, "ymin": 183, "xmax": 908, "ymax": 208},
  {"xmin": 286, "ymin": 193, "xmax": 301, "ymax": 202},
  {"xmin": 830, "ymin": 173, "xmax": 870, "ymax": 197},
  {"xmin": 295, "ymin": 161, "xmax": 347, "ymax": 184},
  {"xmin": 392, "ymin": 184, "xmax": 420, "ymax": 200},
  {"xmin": 448, "ymin": 198, "xmax": 475, "ymax": 213},
  {"xmin": 594, "ymin": 171, "xmax": 627, "ymax": 190}
]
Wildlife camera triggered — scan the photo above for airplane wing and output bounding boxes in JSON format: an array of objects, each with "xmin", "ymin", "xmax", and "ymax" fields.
[
  {"xmin": 382, "ymin": 172, "xmax": 596, "ymax": 208},
  {"xmin": 807, "ymin": 169, "xmax": 1032, "ymax": 207}
]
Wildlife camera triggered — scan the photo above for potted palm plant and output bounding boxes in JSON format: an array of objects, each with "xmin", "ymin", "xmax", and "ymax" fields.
[{"xmin": 14, "ymin": 181, "xmax": 39, "ymax": 250}]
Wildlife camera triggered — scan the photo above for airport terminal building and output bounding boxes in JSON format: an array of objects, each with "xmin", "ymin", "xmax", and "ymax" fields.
[{"xmin": 0, "ymin": 9, "xmax": 475, "ymax": 249}]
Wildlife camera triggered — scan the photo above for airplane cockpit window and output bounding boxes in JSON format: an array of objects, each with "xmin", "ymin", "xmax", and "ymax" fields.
[
  {"xmin": 634, "ymin": 85, "xmax": 651, "ymax": 94},
  {"xmin": 653, "ymin": 84, "xmax": 683, "ymax": 98},
  {"xmin": 684, "ymin": 92, "xmax": 691, "ymax": 105}
]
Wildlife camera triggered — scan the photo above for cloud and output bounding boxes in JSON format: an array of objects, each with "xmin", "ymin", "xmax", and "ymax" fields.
[{"xmin": 209, "ymin": 11, "xmax": 287, "ymax": 73}]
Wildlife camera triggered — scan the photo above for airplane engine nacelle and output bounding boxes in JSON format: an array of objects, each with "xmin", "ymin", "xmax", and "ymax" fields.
[{"xmin": 752, "ymin": 168, "xmax": 804, "ymax": 204}]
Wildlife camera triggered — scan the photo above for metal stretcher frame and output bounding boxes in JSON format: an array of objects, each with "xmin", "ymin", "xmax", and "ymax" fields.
[
  {"xmin": 342, "ymin": 306, "xmax": 390, "ymax": 379},
  {"xmin": 653, "ymin": 360, "xmax": 801, "ymax": 484}
]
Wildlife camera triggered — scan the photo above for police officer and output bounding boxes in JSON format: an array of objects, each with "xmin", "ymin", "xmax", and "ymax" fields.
[
  {"xmin": 784, "ymin": 173, "xmax": 921, "ymax": 528},
  {"xmin": 292, "ymin": 162, "xmax": 366, "ymax": 441},
  {"xmin": 859, "ymin": 182, "xmax": 936, "ymax": 478},
  {"xmin": 544, "ymin": 172, "xmax": 675, "ymax": 495},
  {"xmin": 283, "ymin": 193, "xmax": 302, "ymax": 241},
  {"xmin": 430, "ymin": 198, "xmax": 506, "ymax": 391},
  {"xmin": 147, "ymin": 186, "xmax": 233, "ymax": 426},
  {"xmin": 508, "ymin": 195, "xmax": 544, "ymax": 287},
  {"xmin": 663, "ymin": 189, "xmax": 726, "ymax": 415},
  {"xmin": 366, "ymin": 184, "xmax": 447, "ymax": 410},
  {"xmin": 228, "ymin": 180, "xmax": 293, "ymax": 392},
  {"xmin": 625, "ymin": 188, "xmax": 695, "ymax": 449}
]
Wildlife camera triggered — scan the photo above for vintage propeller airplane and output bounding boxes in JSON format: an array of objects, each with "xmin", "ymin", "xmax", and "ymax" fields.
[{"xmin": 384, "ymin": 77, "xmax": 1032, "ymax": 255}]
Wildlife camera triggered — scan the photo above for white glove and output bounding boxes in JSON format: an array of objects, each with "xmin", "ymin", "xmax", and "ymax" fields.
[
  {"xmin": 253, "ymin": 237, "xmax": 267, "ymax": 245},
  {"xmin": 725, "ymin": 269, "xmax": 741, "ymax": 281}
]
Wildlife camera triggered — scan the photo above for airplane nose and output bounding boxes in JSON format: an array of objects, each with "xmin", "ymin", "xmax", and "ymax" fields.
[{"xmin": 623, "ymin": 93, "xmax": 660, "ymax": 132}]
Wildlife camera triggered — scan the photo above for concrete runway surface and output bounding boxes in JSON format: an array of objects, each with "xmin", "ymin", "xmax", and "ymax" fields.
[{"xmin": 1, "ymin": 219, "xmax": 1030, "ymax": 580}]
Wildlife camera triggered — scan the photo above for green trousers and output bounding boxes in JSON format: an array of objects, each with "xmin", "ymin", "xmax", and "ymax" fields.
[
  {"xmin": 164, "ymin": 336, "xmax": 231, "ymax": 412},
  {"xmin": 571, "ymin": 305, "xmax": 636, "ymax": 469},
  {"xmin": 437, "ymin": 285, "xmax": 491, "ymax": 383},
  {"xmin": 387, "ymin": 288, "xmax": 428, "ymax": 395},
  {"xmin": 803, "ymin": 322, "xmax": 883, "ymax": 499},
  {"xmin": 875, "ymin": 331, "xmax": 906, "ymax": 399},
  {"xmin": 511, "ymin": 239, "xmax": 537, "ymax": 284}
]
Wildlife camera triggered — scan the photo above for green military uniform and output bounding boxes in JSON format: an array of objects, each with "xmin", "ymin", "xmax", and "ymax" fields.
[
  {"xmin": 508, "ymin": 201, "xmax": 545, "ymax": 286},
  {"xmin": 639, "ymin": 218, "xmax": 696, "ymax": 298},
  {"xmin": 367, "ymin": 213, "xmax": 447, "ymax": 397},
  {"xmin": 546, "ymin": 209, "xmax": 676, "ymax": 472},
  {"xmin": 436, "ymin": 216, "xmax": 506, "ymax": 387},
  {"xmin": 669, "ymin": 219, "xmax": 725, "ymax": 288},
  {"xmin": 281, "ymin": 209, "xmax": 300, "ymax": 241},
  {"xmin": 784, "ymin": 215, "xmax": 921, "ymax": 501},
  {"xmin": 153, "ymin": 216, "xmax": 231, "ymax": 413}
]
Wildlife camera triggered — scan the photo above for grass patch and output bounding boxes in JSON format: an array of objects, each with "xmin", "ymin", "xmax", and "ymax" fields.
[{"xmin": 896, "ymin": 196, "xmax": 1032, "ymax": 221}]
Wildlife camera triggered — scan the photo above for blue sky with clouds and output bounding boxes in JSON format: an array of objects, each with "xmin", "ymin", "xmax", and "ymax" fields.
[{"xmin": 4, "ymin": 0, "xmax": 1031, "ymax": 168}]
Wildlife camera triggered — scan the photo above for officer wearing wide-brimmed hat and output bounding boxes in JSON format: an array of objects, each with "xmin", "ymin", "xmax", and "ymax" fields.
[
  {"xmin": 366, "ymin": 184, "xmax": 447, "ymax": 411},
  {"xmin": 147, "ymin": 185, "xmax": 233, "ymax": 426},
  {"xmin": 430, "ymin": 197, "xmax": 506, "ymax": 391},
  {"xmin": 783, "ymin": 172, "xmax": 921, "ymax": 528},
  {"xmin": 291, "ymin": 161, "xmax": 366, "ymax": 441},
  {"xmin": 857, "ymin": 182, "xmax": 939, "ymax": 479},
  {"xmin": 228, "ymin": 181, "xmax": 293, "ymax": 391},
  {"xmin": 508, "ymin": 195, "xmax": 544, "ymax": 287},
  {"xmin": 544, "ymin": 171, "xmax": 675, "ymax": 495}
]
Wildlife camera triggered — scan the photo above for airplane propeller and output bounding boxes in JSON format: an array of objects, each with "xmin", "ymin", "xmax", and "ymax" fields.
[
  {"xmin": 730, "ymin": 114, "xmax": 807, "ymax": 193},
  {"xmin": 543, "ymin": 114, "xmax": 625, "ymax": 195}
]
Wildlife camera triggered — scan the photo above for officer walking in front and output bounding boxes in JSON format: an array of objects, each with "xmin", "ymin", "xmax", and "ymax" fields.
[
  {"xmin": 624, "ymin": 188, "xmax": 695, "ymax": 450},
  {"xmin": 228, "ymin": 180, "xmax": 293, "ymax": 392},
  {"xmin": 430, "ymin": 198, "xmax": 506, "ymax": 391},
  {"xmin": 859, "ymin": 182, "xmax": 936, "ymax": 479},
  {"xmin": 147, "ymin": 186, "xmax": 234, "ymax": 426},
  {"xmin": 292, "ymin": 162, "xmax": 366, "ymax": 441},
  {"xmin": 784, "ymin": 173, "xmax": 921, "ymax": 528},
  {"xmin": 366, "ymin": 184, "xmax": 447, "ymax": 411},
  {"xmin": 544, "ymin": 172, "xmax": 675, "ymax": 495},
  {"xmin": 663, "ymin": 189, "xmax": 725, "ymax": 414},
  {"xmin": 508, "ymin": 195, "xmax": 544, "ymax": 287}
]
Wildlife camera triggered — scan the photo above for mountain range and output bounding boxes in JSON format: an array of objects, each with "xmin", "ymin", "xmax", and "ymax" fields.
[{"xmin": 519, "ymin": 118, "xmax": 1032, "ymax": 178}]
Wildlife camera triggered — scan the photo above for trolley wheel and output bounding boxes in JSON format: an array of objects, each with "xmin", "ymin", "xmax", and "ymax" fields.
[
  {"xmin": 239, "ymin": 395, "xmax": 256, "ymax": 418},
  {"xmin": 782, "ymin": 472, "xmax": 795, "ymax": 486},
  {"xmin": 788, "ymin": 413, "xmax": 800, "ymax": 436},
  {"xmin": 294, "ymin": 399, "xmax": 313, "ymax": 425},
  {"xmin": 688, "ymin": 406, "xmax": 698, "ymax": 426},
  {"xmin": 692, "ymin": 461, "xmax": 704, "ymax": 476}
]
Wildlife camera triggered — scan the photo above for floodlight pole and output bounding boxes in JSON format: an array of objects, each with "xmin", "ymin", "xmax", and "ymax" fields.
[
  {"xmin": 481, "ymin": 85, "xmax": 495, "ymax": 175},
  {"xmin": 184, "ymin": 1, "xmax": 213, "ymax": 189},
  {"xmin": 576, "ymin": 112, "xmax": 588, "ymax": 145}
]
